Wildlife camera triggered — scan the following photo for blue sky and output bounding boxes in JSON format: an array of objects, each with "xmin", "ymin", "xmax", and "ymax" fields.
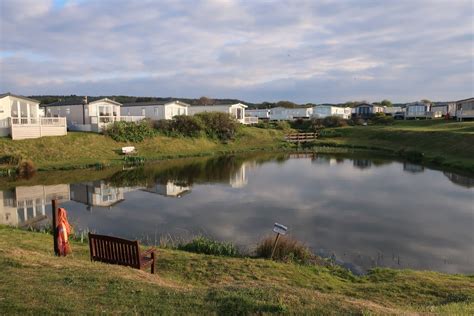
[{"xmin": 0, "ymin": 0, "xmax": 472, "ymax": 103}]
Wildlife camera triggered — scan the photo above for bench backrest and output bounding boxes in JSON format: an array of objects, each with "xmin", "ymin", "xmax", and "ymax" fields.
[{"xmin": 89, "ymin": 233, "xmax": 141, "ymax": 268}]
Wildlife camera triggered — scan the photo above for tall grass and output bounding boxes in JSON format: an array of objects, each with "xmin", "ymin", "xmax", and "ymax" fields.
[
  {"xmin": 255, "ymin": 235, "xmax": 313, "ymax": 264},
  {"xmin": 177, "ymin": 236, "xmax": 240, "ymax": 257}
]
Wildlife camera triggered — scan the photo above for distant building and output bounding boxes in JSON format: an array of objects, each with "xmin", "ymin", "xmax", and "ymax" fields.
[
  {"xmin": 431, "ymin": 102, "xmax": 457, "ymax": 117},
  {"xmin": 42, "ymin": 97, "xmax": 143, "ymax": 132},
  {"xmin": 121, "ymin": 101, "xmax": 189, "ymax": 120},
  {"xmin": 269, "ymin": 107, "xmax": 313, "ymax": 121},
  {"xmin": 0, "ymin": 93, "xmax": 66, "ymax": 140},
  {"xmin": 405, "ymin": 101, "xmax": 440, "ymax": 119},
  {"xmin": 312, "ymin": 105, "xmax": 351, "ymax": 119},
  {"xmin": 246, "ymin": 109, "xmax": 270, "ymax": 120},
  {"xmin": 455, "ymin": 97, "xmax": 474, "ymax": 121},
  {"xmin": 188, "ymin": 103, "xmax": 249, "ymax": 124},
  {"xmin": 352, "ymin": 103, "xmax": 384, "ymax": 119}
]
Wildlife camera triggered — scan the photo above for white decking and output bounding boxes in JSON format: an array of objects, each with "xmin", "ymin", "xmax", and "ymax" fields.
[
  {"xmin": 70, "ymin": 115, "xmax": 145, "ymax": 133},
  {"xmin": 9, "ymin": 117, "xmax": 67, "ymax": 140}
]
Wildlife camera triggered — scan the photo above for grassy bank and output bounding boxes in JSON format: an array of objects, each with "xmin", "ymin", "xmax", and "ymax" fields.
[
  {"xmin": 313, "ymin": 120, "xmax": 474, "ymax": 173},
  {"xmin": 1, "ymin": 120, "xmax": 473, "ymax": 174},
  {"xmin": 0, "ymin": 127, "xmax": 287, "ymax": 171},
  {"xmin": 0, "ymin": 226, "xmax": 473, "ymax": 314}
]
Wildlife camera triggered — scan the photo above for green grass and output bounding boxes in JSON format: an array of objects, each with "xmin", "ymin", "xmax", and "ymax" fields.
[
  {"xmin": 0, "ymin": 226, "xmax": 473, "ymax": 314},
  {"xmin": 314, "ymin": 120, "xmax": 474, "ymax": 173},
  {"xmin": 0, "ymin": 127, "xmax": 287, "ymax": 170},
  {"xmin": 1, "ymin": 120, "xmax": 473, "ymax": 174}
]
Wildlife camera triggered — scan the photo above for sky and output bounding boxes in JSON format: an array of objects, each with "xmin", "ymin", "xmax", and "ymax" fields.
[{"xmin": 0, "ymin": 0, "xmax": 473, "ymax": 104}]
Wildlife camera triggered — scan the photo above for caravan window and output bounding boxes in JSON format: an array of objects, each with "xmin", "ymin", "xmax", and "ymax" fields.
[{"xmin": 154, "ymin": 107, "xmax": 159, "ymax": 116}]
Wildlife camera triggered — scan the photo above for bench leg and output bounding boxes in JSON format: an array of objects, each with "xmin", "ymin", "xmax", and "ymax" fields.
[{"xmin": 151, "ymin": 252, "xmax": 155, "ymax": 274}]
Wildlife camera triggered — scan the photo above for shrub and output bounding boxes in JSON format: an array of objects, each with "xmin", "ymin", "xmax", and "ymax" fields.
[
  {"xmin": 348, "ymin": 117, "xmax": 365, "ymax": 126},
  {"xmin": 17, "ymin": 160, "xmax": 36, "ymax": 179},
  {"xmin": 370, "ymin": 113, "xmax": 394, "ymax": 125},
  {"xmin": 153, "ymin": 119, "xmax": 173, "ymax": 135},
  {"xmin": 255, "ymin": 235, "xmax": 313, "ymax": 264},
  {"xmin": 196, "ymin": 112, "xmax": 239, "ymax": 141},
  {"xmin": 398, "ymin": 149, "xmax": 424, "ymax": 162},
  {"xmin": 104, "ymin": 120, "xmax": 155, "ymax": 142},
  {"xmin": 171, "ymin": 115, "xmax": 204, "ymax": 137},
  {"xmin": 275, "ymin": 121, "xmax": 291, "ymax": 131},
  {"xmin": 0, "ymin": 154, "xmax": 22, "ymax": 165},
  {"xmin": 322, "ymin": 115, "xmax": 347, "ymax": 128},
  {"xmin": 178, "ymin": 236, "xmax": 240, "ymax": 257}
]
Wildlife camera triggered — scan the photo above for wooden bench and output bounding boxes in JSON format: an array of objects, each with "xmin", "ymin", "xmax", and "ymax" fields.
[{"xmin": 88, "ymin": 233, "xmax": 156, "ymax": 274}]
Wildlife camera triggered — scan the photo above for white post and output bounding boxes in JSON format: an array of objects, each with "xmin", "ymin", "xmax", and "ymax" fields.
[
  {"xmin": 16, "ymin": 101, "xmax": 20, "ymax": 122},
  {"xmin": 27, "ymin": 103, "xmax": 31, "ymax": 124}
]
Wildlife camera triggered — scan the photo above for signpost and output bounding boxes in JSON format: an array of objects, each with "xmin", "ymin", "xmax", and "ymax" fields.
[{"xmin": 271, "ymin": 223, "xmax": 288, "ymax": 259}]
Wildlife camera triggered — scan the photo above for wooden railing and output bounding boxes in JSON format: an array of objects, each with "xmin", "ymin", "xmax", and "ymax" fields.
[
  {"xmin": 285, "ymin": 132, "xmax": 318, "ymax": 143},
  {"xmin": 91, "ymin": 116, "xmax": 145, "ymax": 124}
]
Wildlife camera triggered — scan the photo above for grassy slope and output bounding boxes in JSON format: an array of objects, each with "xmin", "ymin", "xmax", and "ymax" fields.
[
  {"xmin": 315, "ymin": 120, "xmax": 474, "ymax": 172},
  {"xmin": 0, "ymin": 227, "xmax": 473, "ymax": 314},
  {"xmin": 0, "ymin": 127, "xmax": 287, "ymax": 170}
]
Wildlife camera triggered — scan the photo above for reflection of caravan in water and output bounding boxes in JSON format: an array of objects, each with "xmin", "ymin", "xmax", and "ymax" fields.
[
  {"xmin": 142, "ymin": 181, "xmax": 190, "ymax": 197},
  {"xmin": 353, "ymin": 159, "xmax": 372, "ymax": 169},
  {"xmin": 443, "ymin": 172, "xmax": 474, "ymax": 188},
  {"xmin": 0, "ymin": 184, "xmax": 70, "ymax": 227},
  {"xmin": 70, "ymin": 181, "xmax": 126, "ymax": 209},
  {"xmin": 403, "ymin": 162, "xmax": 424, "ymax": 173},
  {"xmin": 229, "ymin": 161, "xmax": 256, "ymax": 188}
]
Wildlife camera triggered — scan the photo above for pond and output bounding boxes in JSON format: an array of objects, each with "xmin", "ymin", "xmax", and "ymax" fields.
[{"xmin": 1, "ymin": 153, "xmax": 473, "ymax": 274}]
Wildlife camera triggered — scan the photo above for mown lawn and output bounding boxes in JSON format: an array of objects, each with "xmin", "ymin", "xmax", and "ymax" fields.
[
  {"xmin": 315, "ymin": 120, "xmax": 474, "ymax": 172},
  {"xmin": 0, "ymin": 127, "xmax": 287, "ymax": 170},
  {"xmin": 0, "ymin": 226, "xmax": 473, "ymax": 314}
]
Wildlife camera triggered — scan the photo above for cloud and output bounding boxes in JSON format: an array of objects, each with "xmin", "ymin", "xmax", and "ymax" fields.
[{"xmin": 0, "ymin": 0, "xmax": 472, "ymax": 102}]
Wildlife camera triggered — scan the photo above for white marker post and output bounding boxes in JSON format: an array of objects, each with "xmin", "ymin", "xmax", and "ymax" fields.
[{"xmin": 271, "ymin": 223, "xmax": 288, "ymax": 259}]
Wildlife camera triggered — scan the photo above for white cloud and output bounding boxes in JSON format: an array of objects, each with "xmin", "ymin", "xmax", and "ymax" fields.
[{"xmin": 0, "ymin": 0, "xmax": 472, "ymax": 102}]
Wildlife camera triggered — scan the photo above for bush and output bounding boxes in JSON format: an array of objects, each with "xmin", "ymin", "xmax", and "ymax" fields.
[
  {"xmin": 0, "ymin": 154, "xmax": 21, "ymax": 165},
  {"xmin": 171, "ymin": 115, "xmax": 204, "ymax": 137},
  {"xmin": 196, "ymin": 112, "xmax": 239, "ymax": 141},
  {"xmin": 275, "ymin": 121, "xmax": 291, "ymax": 131},
  {"xmin": 255, "ymin": 235, "xmax": 313, "ymax": 264},
  {"xmin": 178, "ymin": 236, "xmax": 240, "ymax": 257},
  {"xmin": 348, "ymin": 117, "xmax": 365, "ymax": 126},
  {"xmin": 104, "ymin": 120, "xmax": 155, "ymax": 142},
  {"xmin": 153, "ymin": 119, "xmax": 173, "ymax": 135},
  {"xmin": 17, "ymin": 160, "xmax": 36, "ymax": 179},
  {"xmin": 322, "ymin": 115, "xmax": 347, "ymax": 128},
  {"xmin": 370, "ymin": 113, "xmax": 394, "ymax": 125}
]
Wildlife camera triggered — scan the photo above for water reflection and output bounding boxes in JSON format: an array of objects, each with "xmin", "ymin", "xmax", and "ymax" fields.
[
  {"xmin": 1, "ymin": 153, "xmax": 473, "ymax": 274},
  {"xmin": 0, "ymin": 184, "xmax": 69, "ymax": 227}
]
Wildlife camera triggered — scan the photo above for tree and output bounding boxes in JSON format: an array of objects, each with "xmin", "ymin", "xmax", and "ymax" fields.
[
  {"xmin": 196, "ymin": 96, "xmax": 214, "ymax": 105},
  {"xmin": 381, "ymin": 99, "xmax": 392, "ymax": 107},
  {"xmin": 276, "ymin": 100, "xmax": 297, "ymax": 108},
  {"xmin": 421, "ymin": 99, "xmax": 432, "ymax": 104}
]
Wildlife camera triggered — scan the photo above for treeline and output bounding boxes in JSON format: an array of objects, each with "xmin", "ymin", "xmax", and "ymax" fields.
[{"xmin": 29, "ymin": 94, "xmax": 407, "ymax": 109}]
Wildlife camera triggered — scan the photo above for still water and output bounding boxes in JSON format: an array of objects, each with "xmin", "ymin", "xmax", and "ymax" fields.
[{"xmin": 1, "ymin": 153, "xmax": 473, "ymax": 274}]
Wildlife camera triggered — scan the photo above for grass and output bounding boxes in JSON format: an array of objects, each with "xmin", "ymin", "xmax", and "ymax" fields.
[
  {"xmin": 313, "ymin": 120, "xmax": 474, "ymax": 173},
  {"xmin": 0, "ymin": 127, "xmax": 287, "ymax": 171},
  {"xmin": 0, "ymin": 226, "xmax": 473, "ymax": 314},
  {"xmin": 1, "ymin": 120, "xmax": 473, "ymax": 174}
]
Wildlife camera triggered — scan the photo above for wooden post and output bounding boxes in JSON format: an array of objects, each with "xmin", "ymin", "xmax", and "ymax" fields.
[
  {"xmin": 52, "ymin": 199, "xmax": 59, "ymax": 256},
  {"xmin": 270, "ymin": 233, "xmax": 280, "ymax": 260}
]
